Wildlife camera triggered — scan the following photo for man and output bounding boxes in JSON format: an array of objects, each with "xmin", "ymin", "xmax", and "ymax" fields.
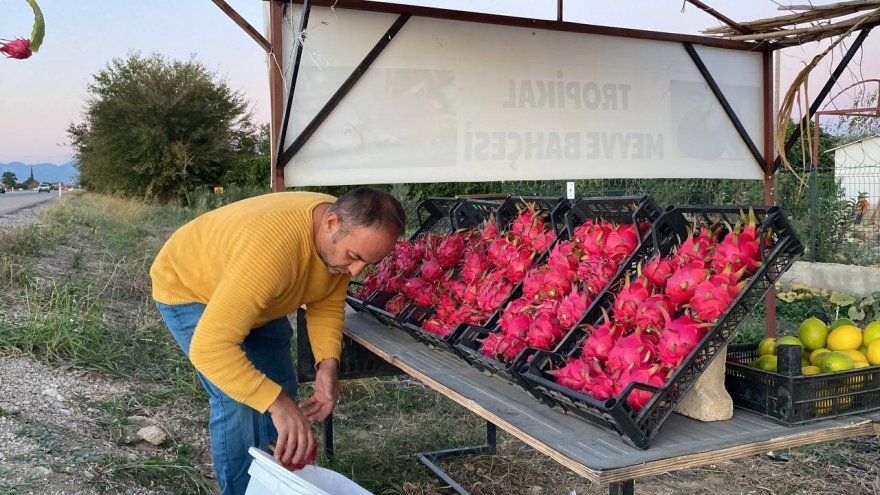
[{"xmin": 150, "ymin": 187, "xmax": 404, "ymax": 494}]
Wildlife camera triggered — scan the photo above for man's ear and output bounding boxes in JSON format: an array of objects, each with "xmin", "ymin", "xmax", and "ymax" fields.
[{"xmin": 324, "ymin": 211, "xmax": 341, "ymax": 233}]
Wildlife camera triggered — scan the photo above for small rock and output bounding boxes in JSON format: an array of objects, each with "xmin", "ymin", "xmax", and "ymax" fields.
[
  {"xmin": 137, "ymin": 425, "xmax": 167, "ymax": 446},
  {"xmin": 41, "ymin": 388, "xmax": 65, "ymax": 402},
  {"xmin": 530, "ymin": 487, "xmax": 543, "ymax": 495},
  {"xmin": 32, "ymin": 466, "xmax": 51, "ymax": 476}
]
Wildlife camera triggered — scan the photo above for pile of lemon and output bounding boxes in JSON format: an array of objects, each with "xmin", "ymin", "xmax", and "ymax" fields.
[{"xmin": 752, "ymin": 318, "xmax": 880, "ymax": 374}]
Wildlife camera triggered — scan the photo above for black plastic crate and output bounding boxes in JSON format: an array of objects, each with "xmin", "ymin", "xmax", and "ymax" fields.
[
  {"xmin": 455, "ymin": 325, "xmax": 531, "ymax": 386},
  {"xmin": 364, "ymin": 291, "xmax": 408, "ymax": 331},
  {"xmin": 351, "ymin": 197, "xmax": 460, "ymax": 313},
  {"xmin": 346, "ymin": 281, "xmax": 370, "ymax": 313},
  {"xmin": 411, "ymin": 197, "xmax": 462, "ymax": 239},
  {"xmin": 451, "ymin": 198, "xmax": 506, "ymax": 231},
  {"xmin": 725, "ymin": 343, "xmax": 880, "ymax": 425},
  {"xmin": 295, "ymin": 309, "xmax": 402, "ymax": 383},
  {"xmin": 397, "ymin": 306, "xmax": 470, "ymax": 354},
  {"xmin": 402, "ymin": 197, "xmax": 570, "ymax": 351},
  {"xmin": 496, "ymin": 195, "xmax": 571, "ymax": 235},
  {"xmin": 455, "ymin": 196, "xmax": 663, "ymax": 385},
  {"xmin": 518, "ymin": 205, "xmax": 805, "ymax": 449}
]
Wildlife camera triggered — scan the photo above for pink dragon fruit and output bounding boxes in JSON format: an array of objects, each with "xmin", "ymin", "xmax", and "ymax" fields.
[
  {"xmin": 556, "ymin": 286, "xmax": 591, "ymax": 330},
  {"xmin": 612, "ymin": 275, "xmax": 651, "ymax": 327},
  {"xmin": 480, "ymin": 332, "xmax": 527, "ymax": 363},
  {"xmin": 643, "ymin": 256, "xmax": 675, "ymax": 289},
  {"xmin": 616, "ymin": 364, "xmax": 666, "ymax": 411},
  {"xmin": 526, "ymin": 310, "xmax": 565, "ymax": 350},
  {"xmin": 665, "ymin": 261, "xmax": 710, "ymax": 305},
  {"xmin": 0, "ymin": 38, "xmax": 31, "ymax": 59},
  {"xmin": 605, "ymin": 332, "xmax": 657, "ymax": 374},
  {"xmin": 633, "ymin": 294, "xmax": 675, "ymax": 332},
  {"xmin": 550, "ymin": 357, "xmax": 589, "ymax": 392},
  {"xmin": 580, "ymin": 319, "xmax": 624, "ymax": 363},
  {"xmin": 689, "ymin": 280, "xmax": 741, "ymax": 322},
  {"xmin": 657, "ymin": 315, "xmax": 711, "ymax": 368}
]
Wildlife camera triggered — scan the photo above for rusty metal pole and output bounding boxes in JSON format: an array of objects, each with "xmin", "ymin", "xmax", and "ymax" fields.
[
  {"xmin": 763, "ymin": 50, "xmax": 777, "ymax": 338},
  {"xmin": 269, "ymin": 0, "xmax": 284, "ymax": 192},
  {"xmin": 811, "ymin": 113, "xmax": 821, "ymax": 262}
]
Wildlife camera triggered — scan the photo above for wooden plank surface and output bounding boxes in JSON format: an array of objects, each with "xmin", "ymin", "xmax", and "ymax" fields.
[{"xmin": 343, "ymin": 310, "xmax": 877, "ymax": 484}]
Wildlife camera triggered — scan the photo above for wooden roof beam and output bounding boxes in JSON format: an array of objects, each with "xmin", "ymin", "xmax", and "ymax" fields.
[{"xmin": 211, "ymin": 0, "xmax": 271, "ymax": 53}]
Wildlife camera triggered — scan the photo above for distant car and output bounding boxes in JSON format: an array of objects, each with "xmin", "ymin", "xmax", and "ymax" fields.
[
  {"xmin": 0, "ymin": 184, "xmax": 5, "ymax": 194},
  {"xmin": 36, "ymin": 183, "xmax": 51, "ymax": 193}
]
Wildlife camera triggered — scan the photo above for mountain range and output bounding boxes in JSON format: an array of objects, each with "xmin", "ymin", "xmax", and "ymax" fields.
[{"xmin": 0, "ymin": 161, "xmax": 79, "ymax": 184}]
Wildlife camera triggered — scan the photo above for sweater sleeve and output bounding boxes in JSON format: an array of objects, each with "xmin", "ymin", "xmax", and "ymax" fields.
[
  {"xmin": 188, "ymin": 226, "xmax": 289, "ymax": 413},
  {"xmin": 305, "ymin": 274, "xmax": 349, "ymax": 366}
]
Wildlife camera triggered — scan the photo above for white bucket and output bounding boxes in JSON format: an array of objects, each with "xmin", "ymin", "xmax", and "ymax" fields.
[{"xmin": 244, "ymin": 447, "xmax": 374, "ymax": 495}]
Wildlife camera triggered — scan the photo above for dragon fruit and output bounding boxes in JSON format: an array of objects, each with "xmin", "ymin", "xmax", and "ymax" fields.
[
  {"xmin": 480, "ymin": 332, "xmax": 527, "ymax": 363},
  {"xmin": 657, "ymin": 315, "xmax": 711, "ymax": 368},
  {"xmin": 550, "ymin": 357, "xmax": 589, "ymax": 391},
  {"xmin": 556, "ymin": 286, "xmax": 591, "ymax": 330},
  {"xmin": 525, "ymin": 310, "xmax": 565, "ymax": 350},
  {"xmin": 579, "ymin": 319, "xmax": 624, "ymax": 363},
  {"xmin": 605, "ymin": 332, "xmax": 657, "ymax": 374},
  {"xmin": 604, "ymin": 224, "xmax": 639, "ymax": 263},
  {"xmin": 665, "ymin": 262, "xmax": 709, "ymax": 305},
  {"xmin": 616, "ymin": 364, "xmax": 666, "ymax": 411},
  {"xmin": 643, "ymin": 256, "xmax": 675, "ymax": 289},
  {"xmin": 689, "ymin": 280, "xmax": 741, "ymax": 322},
  {"xmin": 612, "ymin": 275, "xmax": 651, "ymax": 327}
]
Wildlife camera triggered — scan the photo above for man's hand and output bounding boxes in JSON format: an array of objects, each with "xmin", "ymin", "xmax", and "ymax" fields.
[
  {"xmin": 300, "ymin": 358, "xmax": 339, "ymax": 422},
  {"xmin": 267, "ymin": 392, "xmax": 315, "ymax": 466}
]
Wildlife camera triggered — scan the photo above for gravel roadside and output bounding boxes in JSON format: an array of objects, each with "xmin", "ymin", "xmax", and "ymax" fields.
[{"xmin": 0, "ymin": 202, "xmax": 205, "ymax": 495}]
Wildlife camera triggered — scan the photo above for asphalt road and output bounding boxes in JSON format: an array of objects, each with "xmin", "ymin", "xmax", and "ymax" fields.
[{"xmin": 0, "ymin": 190, "xmax": 59, "ymax": 216}]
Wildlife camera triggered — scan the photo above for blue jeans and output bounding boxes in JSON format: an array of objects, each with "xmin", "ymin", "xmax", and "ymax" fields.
[{"xmin": 155, "ymin": 302, "xmax": 297, "ymax": 495}]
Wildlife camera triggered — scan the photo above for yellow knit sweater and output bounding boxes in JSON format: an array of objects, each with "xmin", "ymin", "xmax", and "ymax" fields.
[{"xmin": 150, "ymin": 192, "xmax": 349, "ymax": 412}]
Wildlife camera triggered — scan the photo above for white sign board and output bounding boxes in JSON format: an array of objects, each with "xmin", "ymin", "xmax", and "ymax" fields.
[{"xmin": 274, "ymin": 6, "xmax": 765, "ymax": 186}]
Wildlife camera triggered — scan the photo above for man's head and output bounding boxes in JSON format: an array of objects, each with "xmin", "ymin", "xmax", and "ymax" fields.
[{"xmin": 315, "ymin": 187, "xmax": 405, "ymax": 277}]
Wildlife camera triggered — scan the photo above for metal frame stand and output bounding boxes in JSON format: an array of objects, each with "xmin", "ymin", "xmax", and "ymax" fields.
[
  {"xmin": 414, "ymin": 421, "xmax": 497, "ymax": 495},
  {"xmin": 609, "ymin": 479, "xmax": 635, "ymax": 495}
]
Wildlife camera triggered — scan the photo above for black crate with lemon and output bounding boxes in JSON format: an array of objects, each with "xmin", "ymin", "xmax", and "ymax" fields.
[{"xmin": 725, "ymin": 316, "xmax": 880, "ymax": 425}]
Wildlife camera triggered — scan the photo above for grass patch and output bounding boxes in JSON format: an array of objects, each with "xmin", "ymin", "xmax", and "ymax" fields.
[{"xmin": 95, "ymin": 451, "xmax": 213, "ymax": 495}]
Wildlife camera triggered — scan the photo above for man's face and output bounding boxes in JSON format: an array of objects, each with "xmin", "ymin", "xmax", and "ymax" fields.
[{"xmin": 316, "ymin": 215, "xmax": 397, "ymax": 277}]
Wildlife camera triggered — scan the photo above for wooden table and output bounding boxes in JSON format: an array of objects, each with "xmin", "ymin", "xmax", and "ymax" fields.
[{"xmin": 341, "ymin": 310, "xmax": 879, "ymax": 494}]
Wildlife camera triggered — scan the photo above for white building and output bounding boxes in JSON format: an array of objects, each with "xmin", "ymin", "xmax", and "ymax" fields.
[{"xmin": 831, "ymin": 135, "xmax": 880, "ymax": 202}]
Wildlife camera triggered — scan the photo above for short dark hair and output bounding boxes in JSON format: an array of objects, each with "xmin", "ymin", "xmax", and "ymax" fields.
[{"xmin": 329, "ymin": 187, "xmax": 406, "ymax": 238}]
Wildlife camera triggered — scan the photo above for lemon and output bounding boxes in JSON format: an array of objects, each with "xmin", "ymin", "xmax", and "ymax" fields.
[
  {"xmin": 801, "ymin": 365, "xmax": 821, "ymax": 375},
  {"xmin": 842, "ymin": 349, "xmax": 867, "ymax": 362},
  {"xmin": 863, "ymin": 320, "xmax": 880, "ymax": 346},
  {"xmin": 799, "ymin": 317, "xmax": 829, "ymax": 351},
  {"xmin": 830, "ymin": 317, "xmax": 856, "ymax": 330},
  {"xmin": 853, "ymin": 360, "xmax": 869, "ymax": 368},
  {"xmin": 756, "ymin": 337, "xmax": 777, "ymax": 357},
  {"xmin": 866, "ymin": 340, "xmax": 880, "ymax": 365},
  {"xmin": 754, "ymin": 354, "xmax": 778, "ymax": 372},
  {"xmin": 777, "ymin": 335, "xmax": 803, "ymax": 348},
  {"xmin": 810, "ymin": 348, "xmax": 831, "ymax": 367},
  {"xmin": 826, "ymin": 325, "xmax": 862, "ymax": 351},
  {"xmin": 820, "ymin": 351, "xmax": 854, "ymax": 373}
]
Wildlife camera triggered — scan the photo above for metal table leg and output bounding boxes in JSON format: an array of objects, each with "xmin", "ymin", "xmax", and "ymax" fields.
[
  {"xmin": 609, "ymin": 479, "xmax": 635, "ymax": 495},
  {"xmin": 324, "ymin": 413, "xmax": 334, "ymax": 461},
  {"xmin": 415, "ymin": 421, "xmax": 497, "ymax": 495}
]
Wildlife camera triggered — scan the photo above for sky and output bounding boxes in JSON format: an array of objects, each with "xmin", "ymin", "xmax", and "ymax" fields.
[{"xmin": 0, "ymin": 0, "xmax": 877, "ymax": 164}]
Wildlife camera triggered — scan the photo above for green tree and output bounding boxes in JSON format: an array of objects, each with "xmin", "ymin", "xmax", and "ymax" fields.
[
  {"xmin": 1, "ymin": 172, "xmax": 16, "ymax": 189},
  {"xmin": 67, "ymin": 53, "xmax": 253, "ymax": 200},
  {"xmin": 223, "ymin": 123, "xmax": 271, "ymax": 189}
]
